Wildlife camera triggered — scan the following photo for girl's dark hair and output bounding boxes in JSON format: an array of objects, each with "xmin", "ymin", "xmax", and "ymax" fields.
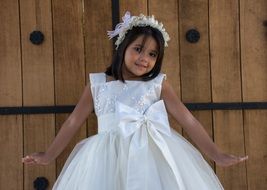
[{"xmin": 105, "ymin": 26, "xmax": 165, "ymax": 82}]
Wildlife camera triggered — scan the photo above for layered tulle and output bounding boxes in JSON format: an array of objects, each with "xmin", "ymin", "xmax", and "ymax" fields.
[
  {"xmin": 52, "ymin": 101, "xmax": 223, "ymax": 190},
  {"xmin": 53, "ymin": 128, "xmax": 223, "ymax": 190}
]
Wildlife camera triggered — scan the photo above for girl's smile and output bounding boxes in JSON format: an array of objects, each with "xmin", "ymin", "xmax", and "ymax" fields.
[{"xmin": 122, "ymin": 35, "xmax": 158, "ymax": 80}]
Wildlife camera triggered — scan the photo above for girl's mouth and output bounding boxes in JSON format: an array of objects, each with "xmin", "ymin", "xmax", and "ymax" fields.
[{"xmin": 135, "ymin": 62, "xmax": 148, "ymax": 68}]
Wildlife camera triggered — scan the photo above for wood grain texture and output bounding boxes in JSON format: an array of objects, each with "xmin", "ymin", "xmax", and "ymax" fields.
[
  {"xmin": 19, "ymin": 0, "xmax": 56, "ymax": 189},
  {"xmin": 119, "ymin": 0, "xmax": 147, "ymax": 15},
  {"xmin": 179, "ymin": 0, "xmax": 214, "ymax": 167},
  {"xmin": 24, "ymin": 115, "xmax": 56, "ymax": 190},
  {"xmin": 52, "ymin": 0, "xmax": 87, "ymax": 176},
  {"xmin": 84, "ymin": 0, "xmax": 112, "ymax": 74},
  {"xmin": 210, "ymin": 0, "xmax": 242, "ymax": 102},
  {"xmin": 0, "ymin": 0, "xmax": 23, "ymax": 189},
  {"xmin": 241, "ymin": 0, "xmax": 267, "ymax": 189},
  {"xmin": 0, "ymin": 116, "xmax": 23, "ymax": 190},
  {"xmin": 179, "ymin": 0, "xmax": 211, "ymax": 102},
  {"xmin": 20, "ymin": 0, "xmax": 54, "ymax": 106},
  {"xmin": 244, "ymin": 110, "xmax": 267, "ymax": 190},
  {"xmin": 149, "ymin": 0, "xmax": 182, "ymax": 133},
  {"xmin": 209, "ymin": 1, "xmax": 247, "ymax": 188},
  {"xmin": 84, "ymin": 0, "xmax": 112, "ymax": 136},
  {"xmin": 241, "ymin": 0, "xmax": 267, "ymax": 102},
  {"xmin": 0, "ymin": 0, "xmax": 22, "ymax": 107},
  {"xmin": 213, "ymin": 110, "xmax": 247, "ymax": 189}
]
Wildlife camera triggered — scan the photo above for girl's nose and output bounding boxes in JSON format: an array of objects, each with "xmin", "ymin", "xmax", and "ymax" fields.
[{"xmin": 138, "ymin": 52, "xmax": 149, "ymax": 63}]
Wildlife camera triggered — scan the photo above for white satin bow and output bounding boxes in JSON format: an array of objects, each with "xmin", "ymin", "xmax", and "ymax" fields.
[{"xmin": 116, "ymin": 100, "xmax": 186, "ymax": 190}]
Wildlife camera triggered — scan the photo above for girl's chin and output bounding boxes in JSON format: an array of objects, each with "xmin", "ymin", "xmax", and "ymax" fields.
[
  {"xmin": 132, "ymin": 70, "xmax": 148, "ymax": 76},
  {"xmin": 133, "ymin": 67, "xmax": 150, "ymax": 75}
]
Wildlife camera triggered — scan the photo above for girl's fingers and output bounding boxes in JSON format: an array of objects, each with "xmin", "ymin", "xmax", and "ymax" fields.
[
  {"xmin": 231, "ymin": 155, "xmax": 248, "ymax": 166},
  {"xmin": 22, "ymin": 156, "xmax": 34, "ymax": 161},
  {"xmin": 22, "ymin": 155, "xmax": 49, "ymax": 165},
  {"xmin": 25, "ymin": 160, "xmax": 36, "ymax": 165},
  {"xmin": 22, "ymin": 156, "xmax": 30, "ymax": 163},
  {"xmin": 22, "ymin": 155, "xmax": 38, "ymax": 164},
  {"xmin": 238, "ymin": 155, "xmax": 248, "ymax": 162},
  {"xmin": 217, "ymin": 154, "xmax": 248, "ymax": 167}
]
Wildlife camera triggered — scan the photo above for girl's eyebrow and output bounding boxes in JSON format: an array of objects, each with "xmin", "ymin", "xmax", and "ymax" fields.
[
  {"xmin": 151, "ymin": 50, "xmax": 158, "ymax": 54},
  {"xmin": 133, "ymin": 43, "xmax": 143, "ymax": 47},
  {"xmin": 133, "ymin": 43, "xmax": 158, "ymax": 54}
]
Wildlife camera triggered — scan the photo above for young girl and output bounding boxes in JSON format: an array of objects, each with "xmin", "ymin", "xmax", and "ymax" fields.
[{"xmin": 22, "ymin": 11, "xmax": 248, "ymax": 190}]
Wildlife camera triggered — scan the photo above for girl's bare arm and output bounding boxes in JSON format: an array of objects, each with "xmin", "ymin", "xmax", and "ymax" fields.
[
  {"xmin": 22, "ymin": 84, "xmax": 94, "ymax": 165},
  {"xmin": 161, "ymin": 79, "xmax": 248, "ymax": 167}
]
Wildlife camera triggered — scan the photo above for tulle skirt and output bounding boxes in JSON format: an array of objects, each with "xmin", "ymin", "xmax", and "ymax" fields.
[{"xmin": 52, "ymin": 128, "xmax": 224, "ymax": 190}]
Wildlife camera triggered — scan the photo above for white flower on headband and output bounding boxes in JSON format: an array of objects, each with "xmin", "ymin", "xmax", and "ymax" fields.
[{"xmin": 107, "ymin": 11, "xmax": 170, "ymax": 50}]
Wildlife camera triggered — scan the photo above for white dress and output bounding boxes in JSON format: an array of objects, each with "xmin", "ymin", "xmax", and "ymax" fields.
[{"xmin": 52, "ymin": 73, "xmax": 224, "ymax": 190}]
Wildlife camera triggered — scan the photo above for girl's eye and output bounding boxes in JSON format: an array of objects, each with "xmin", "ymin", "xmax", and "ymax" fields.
[
  {"xmin": 134, "ymin": 47, "xmax": 142, "ymax": 52},
  {"xmin": 149, "ymin": 52, "xmax": 158, "ymax": 58}
]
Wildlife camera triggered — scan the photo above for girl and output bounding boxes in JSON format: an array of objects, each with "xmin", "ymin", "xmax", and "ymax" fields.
[{"xmin": 22, "ymin": 12, "xmax": 248, "ymax": 190}]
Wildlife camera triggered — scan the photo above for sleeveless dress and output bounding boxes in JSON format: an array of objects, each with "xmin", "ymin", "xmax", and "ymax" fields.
[{"xmin": 52, "ymin": 73, "xmax": 224, "ymax": 190}]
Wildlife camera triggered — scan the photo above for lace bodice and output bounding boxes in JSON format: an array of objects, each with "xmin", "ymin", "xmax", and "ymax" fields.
[{"xmin": 89, "ymin": 73, "xmax": 166, "ymax": 117}]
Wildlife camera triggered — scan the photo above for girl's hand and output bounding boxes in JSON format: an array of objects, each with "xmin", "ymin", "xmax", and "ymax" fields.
[
  {"xmin": 214, "ymin": 153, "xmax": 248, "ymax": 167},
  {"xmin": 22, "ymin": 152, "xmax": 51, "ymax": 165}
]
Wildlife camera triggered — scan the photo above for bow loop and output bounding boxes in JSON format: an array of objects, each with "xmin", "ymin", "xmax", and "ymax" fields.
[{"xmin": 116, "ymin": 100, "xmax": 171, "ymax": 138}]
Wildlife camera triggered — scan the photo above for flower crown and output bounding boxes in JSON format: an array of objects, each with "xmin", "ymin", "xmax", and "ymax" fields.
[{"xmin": 107, "ymin": 11, "xmax": 170, "ymax": 50}]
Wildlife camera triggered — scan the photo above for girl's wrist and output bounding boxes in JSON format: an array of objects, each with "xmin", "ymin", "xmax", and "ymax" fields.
[
  {"xmin": 209, "ymin": 149, "xmax": 223, "ymax": 162},
  {"xmin": 44, "ymin": 151, "xmax": 55, "ymax": 162}
]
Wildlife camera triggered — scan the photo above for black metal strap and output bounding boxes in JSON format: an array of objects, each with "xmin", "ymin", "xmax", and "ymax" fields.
[
  {"xmin": 111, "ymin": 0, "xmax": 120, "ymax": 50},
  {"xmin": 0, "ymin": 102, "xmax": 266, "ymax": 115},
  {"xmin": 0, "ymin": 106, "xmax": 74, "ymax": 115},
  {"xmin": 111, "ymin": 0, "xmax": 120, "ymax": 30},
  {"xmin": 186, "ymin": 102, "xmax": 267, "ymax": 111}
]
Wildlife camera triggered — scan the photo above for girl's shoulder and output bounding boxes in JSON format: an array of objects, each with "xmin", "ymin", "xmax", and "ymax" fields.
[
  {"xmin": 152, "ymin": 73, "xmax": 167, "ymax": 85},
  {"xmin": 89, "ymin": 72, "xmax": 106, "ymax": 86},
  {"xmin": 156, "ymin": 73, "xmax": 167, "ymax": 80}
]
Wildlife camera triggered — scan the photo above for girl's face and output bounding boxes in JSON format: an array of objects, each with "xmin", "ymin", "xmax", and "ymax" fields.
[{"xmin": 122, "ymin": 35, "xmax": 158, "ymax": 80}]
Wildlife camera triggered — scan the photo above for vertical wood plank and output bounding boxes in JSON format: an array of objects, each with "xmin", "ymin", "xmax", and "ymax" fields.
[
  {"xmin": 209, "ymin": 0, "xmax": 247, "ymax": 189},
  {"xmin": 241, "ymin": 1, "xmax": 267, "ymax": 102},
  {"xmin": 84, "ymin": 0, "xmax": 112, "ymax": 73},
  {"xmin": 20, "ymin": 0, "xmax": 56, "ymax": 189},
  {"xmin": 52, "ymin": 0, "xmax": 86, "ymax": 176},
  {"xmin": 24, "ymin": 115, "xmax": 56, "ymax": 189},
  {"xmin": 84, "ymin": 0, "xmax": 112, "ymax": 136},
  {"xmin": 0, "ymin": 116, "xmax": 23, "ymax": 190},
  {"xmin": 0, "ymin": 4, "xmax": 22, "ymax": 188},
  {"xmin": 179, "ymin": 0, "xmax": 214, "ymax": 166},
  {"xmin": 0, "ymin": 0, "xmax": 22, "ymax": 182},
  {"xmin": 149, "ymin": 0, "xmax": 182, "ymax": 132},
  {"xmin": 240, "ymin": 0, "xmax": 267, "ymax": 189},
  {"xmin": 213, "ymin": 111, "xmax": 247, "ymax": 189},
  {"xmin": 243, "ymin": 110, "xmax": 267, "ymax": 189},
  {"xmin": 119, "ymin": 0, "xmax": 147, "ymax": 15},
  {"xmin": 180, "ymin": 0, "xmax": 211, "ymax": 102},
  {"xmin": 0, "ymin": 0, "xmax": 22, "ymax": 106}
]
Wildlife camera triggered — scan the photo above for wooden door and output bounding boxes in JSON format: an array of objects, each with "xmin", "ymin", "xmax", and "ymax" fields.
[{"xmin": 0, "ymin": 0, "xmax": 266, "ymax": 189}]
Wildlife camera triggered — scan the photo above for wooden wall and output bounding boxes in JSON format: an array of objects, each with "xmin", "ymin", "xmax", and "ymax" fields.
[{"xmin": 0, "ymin": 0, "xmax": 266, "ymax": 189}]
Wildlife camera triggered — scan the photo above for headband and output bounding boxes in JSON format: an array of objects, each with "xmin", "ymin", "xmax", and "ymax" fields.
[{"xmin": 107, "ymin": 11, "xmax": 170, "ymax": 50}]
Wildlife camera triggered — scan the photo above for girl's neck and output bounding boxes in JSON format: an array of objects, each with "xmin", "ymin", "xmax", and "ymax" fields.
[
  {"xmin": 106, "ymin": 74, "xmax": 142, "ymax": 82},
  {"xmin": 122, "ymin": 72, "xmax": 143, "ymax": 81}
]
